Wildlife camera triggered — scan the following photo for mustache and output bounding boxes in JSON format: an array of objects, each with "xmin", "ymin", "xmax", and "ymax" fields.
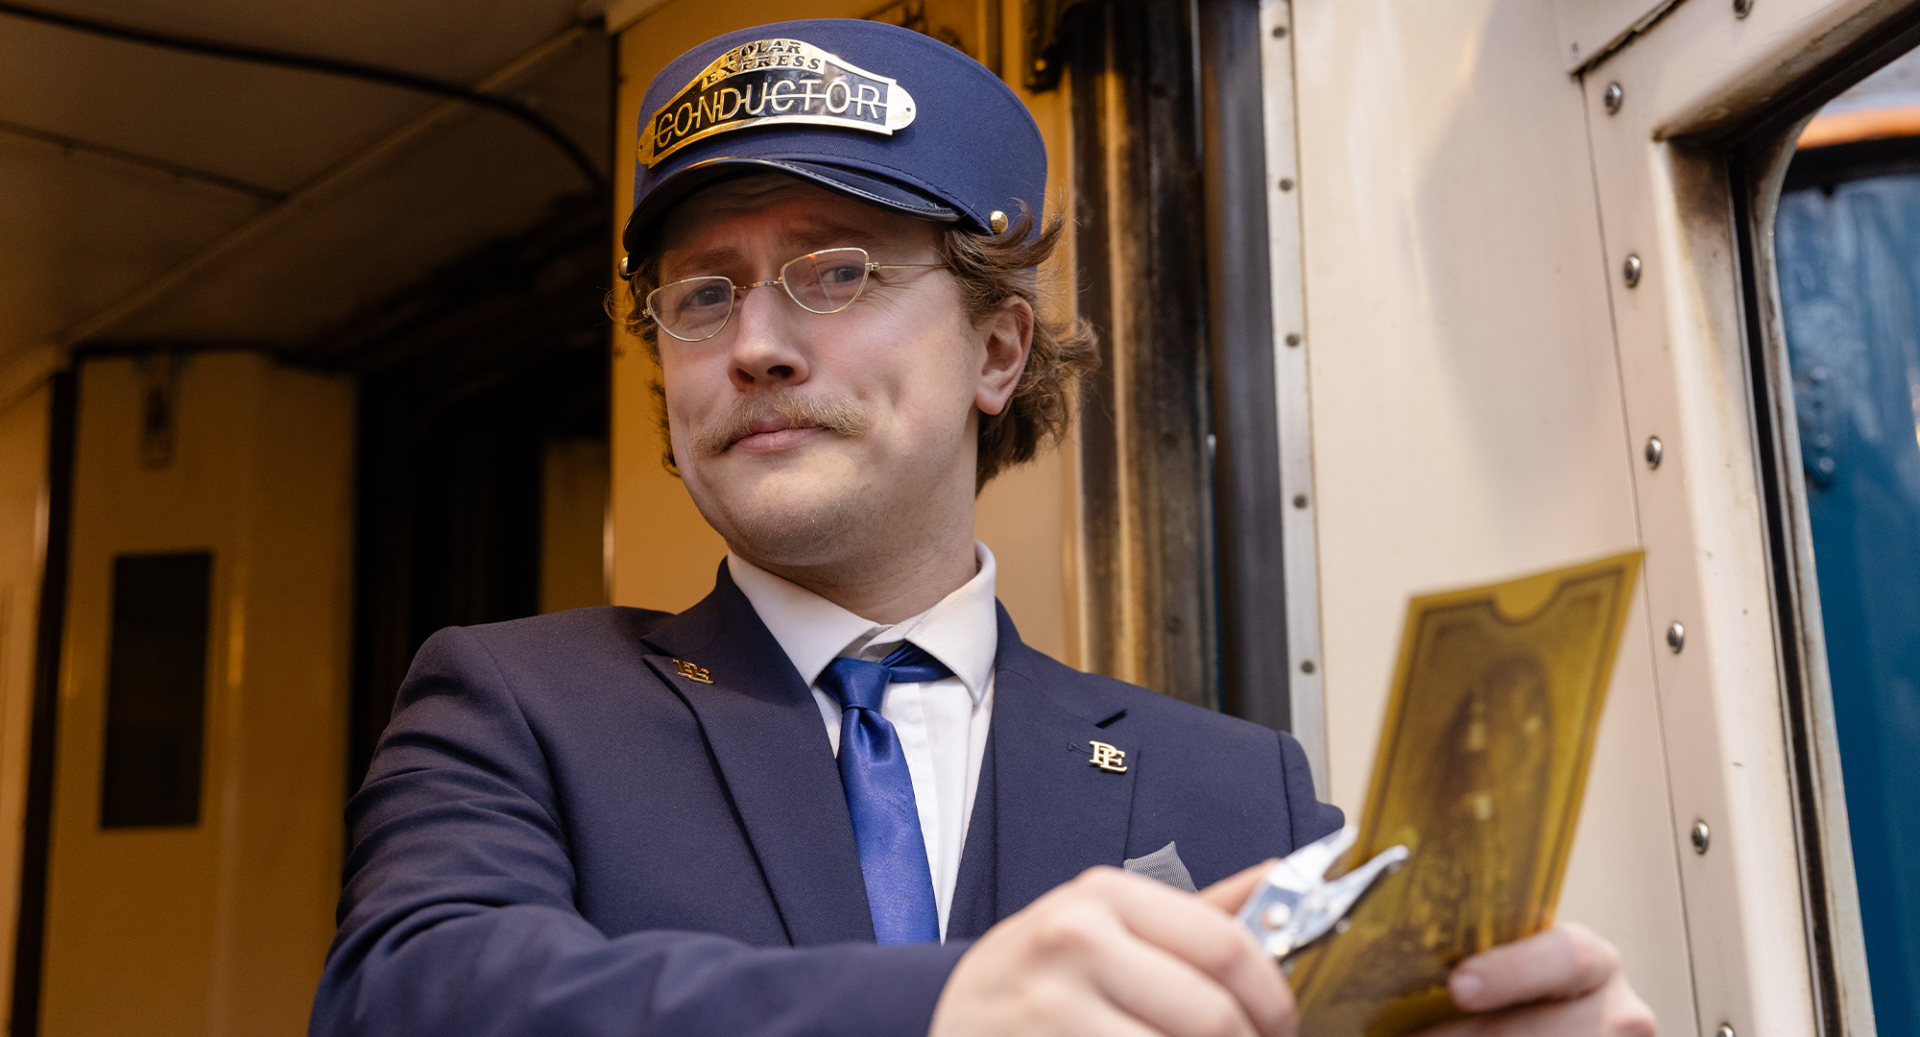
[{"xmin": 689, "ymin": 393, "xmax": 872, "ymax": 457}]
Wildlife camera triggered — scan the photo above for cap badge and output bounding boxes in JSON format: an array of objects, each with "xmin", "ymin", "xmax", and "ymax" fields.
[{"xmin": 638, "ymin": 38, "xmax": 918, "ymax": 168}]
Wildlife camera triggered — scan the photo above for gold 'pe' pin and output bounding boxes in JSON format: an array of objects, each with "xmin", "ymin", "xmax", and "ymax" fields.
[
  {"xmin": 674, "ymin": 659, "xmax": 713, "ymax": 684},
  {"xmin": 1088, "ymin": 740, "xmax": 1128, "ymax": 773}
]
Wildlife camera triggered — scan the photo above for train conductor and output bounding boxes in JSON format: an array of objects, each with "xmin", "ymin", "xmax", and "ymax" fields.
[{"xmin": 311, "ymin": 18, "xmax": 1655, "ymax": 1037}]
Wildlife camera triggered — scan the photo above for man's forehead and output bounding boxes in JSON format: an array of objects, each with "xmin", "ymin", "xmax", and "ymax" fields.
[{"xmin": 658, "ymin": 175, "xmax": 935, "ymax": 262}]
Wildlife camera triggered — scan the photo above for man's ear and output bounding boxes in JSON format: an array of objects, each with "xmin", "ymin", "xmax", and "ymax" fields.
[{"xmin": 975, "ymin": 297, "xmax": 1034, "ymax": 417}]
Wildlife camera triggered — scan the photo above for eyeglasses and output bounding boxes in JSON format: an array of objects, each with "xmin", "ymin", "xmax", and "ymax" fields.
[{"xmin": 645, "ymin": 247, "xmax": 944, "ymax": 342}]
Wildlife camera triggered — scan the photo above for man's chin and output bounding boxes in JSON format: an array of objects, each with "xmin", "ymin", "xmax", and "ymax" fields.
[
  {"xmin": 687, "ymin": 472, "xmax": 877, "ymax": 565},
  {"xmin": 720, "ymin": 503, "xmax": 878, "ymax": 572}
]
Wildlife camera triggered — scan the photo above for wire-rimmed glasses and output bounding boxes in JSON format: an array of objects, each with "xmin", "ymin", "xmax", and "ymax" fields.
[{"xmin": 645, "ymin": 247, "xmax": 945, "ymax": 342}]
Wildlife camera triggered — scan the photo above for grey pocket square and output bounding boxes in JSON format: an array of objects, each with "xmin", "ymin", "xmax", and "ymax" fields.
[{"xmin": 1122, "ymin": 840, "xmax": 1197, "ymax": 893}]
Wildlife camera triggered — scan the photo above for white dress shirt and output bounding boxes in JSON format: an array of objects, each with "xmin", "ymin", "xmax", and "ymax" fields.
[{"xmin": 727, "ymin": 544, "xmax": 998, "ymax": 940}]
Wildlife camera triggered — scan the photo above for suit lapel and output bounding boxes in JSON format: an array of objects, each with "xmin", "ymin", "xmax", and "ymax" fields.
[
  {"xmin": 640, "ymin": 566, "xmax": 874, "ymax": 946},
  {"xmin": 985, "ymin": 606, "xmax": 1138, "ymax": 920}
]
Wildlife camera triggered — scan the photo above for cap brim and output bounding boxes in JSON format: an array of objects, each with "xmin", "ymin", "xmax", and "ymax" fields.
[{"xmin": 621, "ymin": 157, "xmax": 961, "ymax": 257}]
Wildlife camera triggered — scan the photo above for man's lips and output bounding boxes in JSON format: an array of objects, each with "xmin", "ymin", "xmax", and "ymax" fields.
[{"xmin": 728, "ymin": 419, "xmax": 826, "ymax": 452}]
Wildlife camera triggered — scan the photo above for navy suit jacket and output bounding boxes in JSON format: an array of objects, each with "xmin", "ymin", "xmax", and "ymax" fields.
[{"xmin": 312, "ymin": 568, "xmax": 1341, "ymax": 1037}]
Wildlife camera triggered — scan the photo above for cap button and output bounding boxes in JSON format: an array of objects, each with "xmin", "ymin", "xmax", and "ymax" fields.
[{"xmin": 989, "ymin": 210, "xmax": 1009, "ymax": 234}]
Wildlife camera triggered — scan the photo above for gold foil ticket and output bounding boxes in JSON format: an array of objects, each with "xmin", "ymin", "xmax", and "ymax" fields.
[{"xmin": 1288, "ymin": 551, "xmax": 1643, "ymax": 1037}]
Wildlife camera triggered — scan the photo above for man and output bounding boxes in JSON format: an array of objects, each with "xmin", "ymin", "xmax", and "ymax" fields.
[{"xmin": 312, "ymin": 19, "xmax": 1653, "ymax": 1037}]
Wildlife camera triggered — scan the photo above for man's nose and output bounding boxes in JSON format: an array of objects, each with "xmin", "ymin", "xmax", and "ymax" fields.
[{"xmin": 726, "ymin": 283, "xmax": 809, "ymax": 389}]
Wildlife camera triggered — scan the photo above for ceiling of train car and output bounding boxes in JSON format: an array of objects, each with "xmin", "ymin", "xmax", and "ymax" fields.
[{"xmin": 0, "ymin": 0, "xmax": 614, "ymax": 396}]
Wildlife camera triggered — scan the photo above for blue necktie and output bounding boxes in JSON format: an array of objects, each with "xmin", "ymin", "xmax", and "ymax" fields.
[{"xmin": 816, "ymin": 642, "xmax": 952, "ymax": 945}]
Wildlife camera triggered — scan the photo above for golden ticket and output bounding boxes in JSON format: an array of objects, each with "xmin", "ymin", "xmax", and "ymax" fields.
[{"xmin": 1287, "ymin": 551, "xmax": 1643, "ymax": 1037}]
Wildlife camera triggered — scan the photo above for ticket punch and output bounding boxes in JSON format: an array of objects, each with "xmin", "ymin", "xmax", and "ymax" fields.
[{"xmin": 1235, "ymin": 826, "xmax": 1410, "ymax": 965}]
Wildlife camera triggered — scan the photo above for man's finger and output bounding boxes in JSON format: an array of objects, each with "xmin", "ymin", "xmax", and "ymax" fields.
[
  {"xmin": 1421, "ymin": 983, "xmax": 1605, "ymax": 1037},
  {"xmin": 1447, "ymin": 922, "xmax": 1620, "ymax": 1011},
  {"xmin": 1077, "ymin": 868, "xmax": 1296, "ymax": 1037},
  {"xmin": 1198, "ymin": 859, "xmax": 1278, "ymax": 914},
  {"xmin": 1074, "ymin": 1000, "xmax": 1182, "ymax": 1037},
  {"xmin": 1421, "ymin": 967, "xmax": 1655, "ymax": 1037},
  {"xmin": 1080, "ymin": 919, "xmax": 1265, "ymax": 1037}
]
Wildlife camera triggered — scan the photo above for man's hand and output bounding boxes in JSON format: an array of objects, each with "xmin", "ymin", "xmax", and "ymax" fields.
[
  {"xmin": 1205, "ymin": 861, "xmax": 1654, "ymax": 1037},
  {"xmin": 928, "ymin": 865, "xmax": 1296, "ymax": 1037},
  {"xmin": 1425, "ymin": 922, "xmax": 1657, "ymax": 1037}
]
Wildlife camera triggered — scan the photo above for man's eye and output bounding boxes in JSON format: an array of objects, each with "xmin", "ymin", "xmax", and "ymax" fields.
[
  {"xmin": 818, "ymin": 262, "xmax": 866, "ymax": 285},
  {"xmin": 679, "ymin": 282, "xmax": 732, "ymax": 310}
]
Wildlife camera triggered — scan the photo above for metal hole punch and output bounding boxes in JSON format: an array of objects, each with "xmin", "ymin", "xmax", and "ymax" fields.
[{"xmin": 1236, "ymin": 826, "xmax": 1409, "ymax": 966}]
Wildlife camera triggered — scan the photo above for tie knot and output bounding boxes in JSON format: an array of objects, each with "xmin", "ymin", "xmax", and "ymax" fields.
[{"xmin": 817, "ymin": 642, "xmax": 953, "ymax": 712}]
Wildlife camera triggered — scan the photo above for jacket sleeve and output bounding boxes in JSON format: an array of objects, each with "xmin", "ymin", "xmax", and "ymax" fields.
[
  {"xmin": 1279, "ymin": 730, "xmax": 1345, "ymax": 849},
  {"xmin": 310, "ymin": 625, "xmax": 968, "ymax": 1037}
]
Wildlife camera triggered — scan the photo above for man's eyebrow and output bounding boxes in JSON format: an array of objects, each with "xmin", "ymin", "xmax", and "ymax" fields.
[
  {"xmin": 787, "ymin": 224, "xmax": 881, "ymax": 251},
  {"xmin": 665, "ymin": 224, "xmax": 888, "ymax": 275},
  {"xmin": 666, "ymin": 244, "xmax": 745, "ymax": 274}
]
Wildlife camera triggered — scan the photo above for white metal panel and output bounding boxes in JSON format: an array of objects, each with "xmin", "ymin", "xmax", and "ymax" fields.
[
  {"xmin": 1256, "ymin": 0, "xmax": 1328, "ymax": 794},
  {"xmin": 1290, "ymin": 0, "xmax": 1697, "ymax": 1029},
  {"xmin": 1555, "ymin": 0, "xmax": 1689, "ymax": 73},
  {"xmin": 1577, "ymin": 0, "xmax": 1910, "ymax": 1032}
]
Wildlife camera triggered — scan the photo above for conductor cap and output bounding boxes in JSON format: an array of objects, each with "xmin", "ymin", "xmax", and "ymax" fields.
[{"xmin": 621, "ymin": 19, "xmax": 1047, "ymax": 257}]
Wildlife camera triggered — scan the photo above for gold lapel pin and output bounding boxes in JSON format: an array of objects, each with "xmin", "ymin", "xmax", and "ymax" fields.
[
  {"xmin": 673, "ymin": 659, "xmax": 713, "ymax": 684},
  {"xmin": 1089, "ymin": 740, "xmax": 1128, "ymax": 773}
]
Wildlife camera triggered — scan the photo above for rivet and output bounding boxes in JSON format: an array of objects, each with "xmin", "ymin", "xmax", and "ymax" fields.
[
  {"xmin": 1693, "ymin": 820, "xmax": 1712, "ymax": 854},
  {"xmin": 1300, "ymin": 659, "xmax": 1316, "ymax": 674},
  {"xmin": 1292, "ymin": 494, "xmax": 1309, "ymax": 509},
  {"xmin": 1272, "ymin": 24, "xmax": 1287, "ymax": 38},
  {"xmin": 1278, "ymin": 177, "xmax": 1295, "ymax": 192},
  {"xmin": 1717, "ymin": 1024, "xmax": 1735, "ymax": 1037},
  {"xmin": 1285, "ymin": 333, "xmax": 1302, "ymax": 347},
  {"xmin": 1732, "ymin": 0, "xmax": 1752, "ymax": 17},
  {"xmin": 989, "ymin": 210, "xmax": 1009, "ymax": 234},
  {"xmin": 617, "ymin": 254, "xmax": 634, "ymax": 280},
  {"xmin": 1667, "ymin": 621, "xmax": 1686, "ymax": 653},
  {"xmin": 1645, "ymin": 436, "xmax": 1664, "ymax": 469},
  {"xmin": 1603, "ymin": 82, "xmax": 1624, "ymax": 114},
  {"xmin": 1623, "ymin": 254, "xmax": 1643, "ymax": 287}
]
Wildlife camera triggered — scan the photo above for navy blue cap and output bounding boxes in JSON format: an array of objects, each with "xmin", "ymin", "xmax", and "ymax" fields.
[{"xmin": 622, "ymin": 19, "xmax": 1046, "ymax": 257}]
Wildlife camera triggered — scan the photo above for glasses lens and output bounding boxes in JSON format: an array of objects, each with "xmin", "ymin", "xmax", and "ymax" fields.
[
  {"xmin": 649, "ymin": 276, "xmax": 735, "ymax": 340},
  {"xmin": 783, "ymin": 249, "xmax": 871, "ymax": 314}
]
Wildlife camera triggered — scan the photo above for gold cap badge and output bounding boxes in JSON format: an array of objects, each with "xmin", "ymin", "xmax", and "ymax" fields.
[{"xmin": 638, "ymin": 38, "xmax": 917, "ymax": 168}]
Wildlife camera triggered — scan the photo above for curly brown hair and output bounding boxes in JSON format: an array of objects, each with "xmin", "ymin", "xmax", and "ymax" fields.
[{"xmin": 613, "ymin": 208, "xmax": 1098, "ymax": 491}]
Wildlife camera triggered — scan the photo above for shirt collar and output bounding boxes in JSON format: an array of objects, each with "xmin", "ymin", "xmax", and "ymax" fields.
[{"xmin": 727, "ymin": 542, "xmax": 999, "ymax": 702}]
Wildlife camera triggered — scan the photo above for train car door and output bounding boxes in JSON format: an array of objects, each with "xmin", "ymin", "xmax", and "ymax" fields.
[{"xmin": 32, "ymin": 353, "xmax": 351, "ymax": 1036}]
